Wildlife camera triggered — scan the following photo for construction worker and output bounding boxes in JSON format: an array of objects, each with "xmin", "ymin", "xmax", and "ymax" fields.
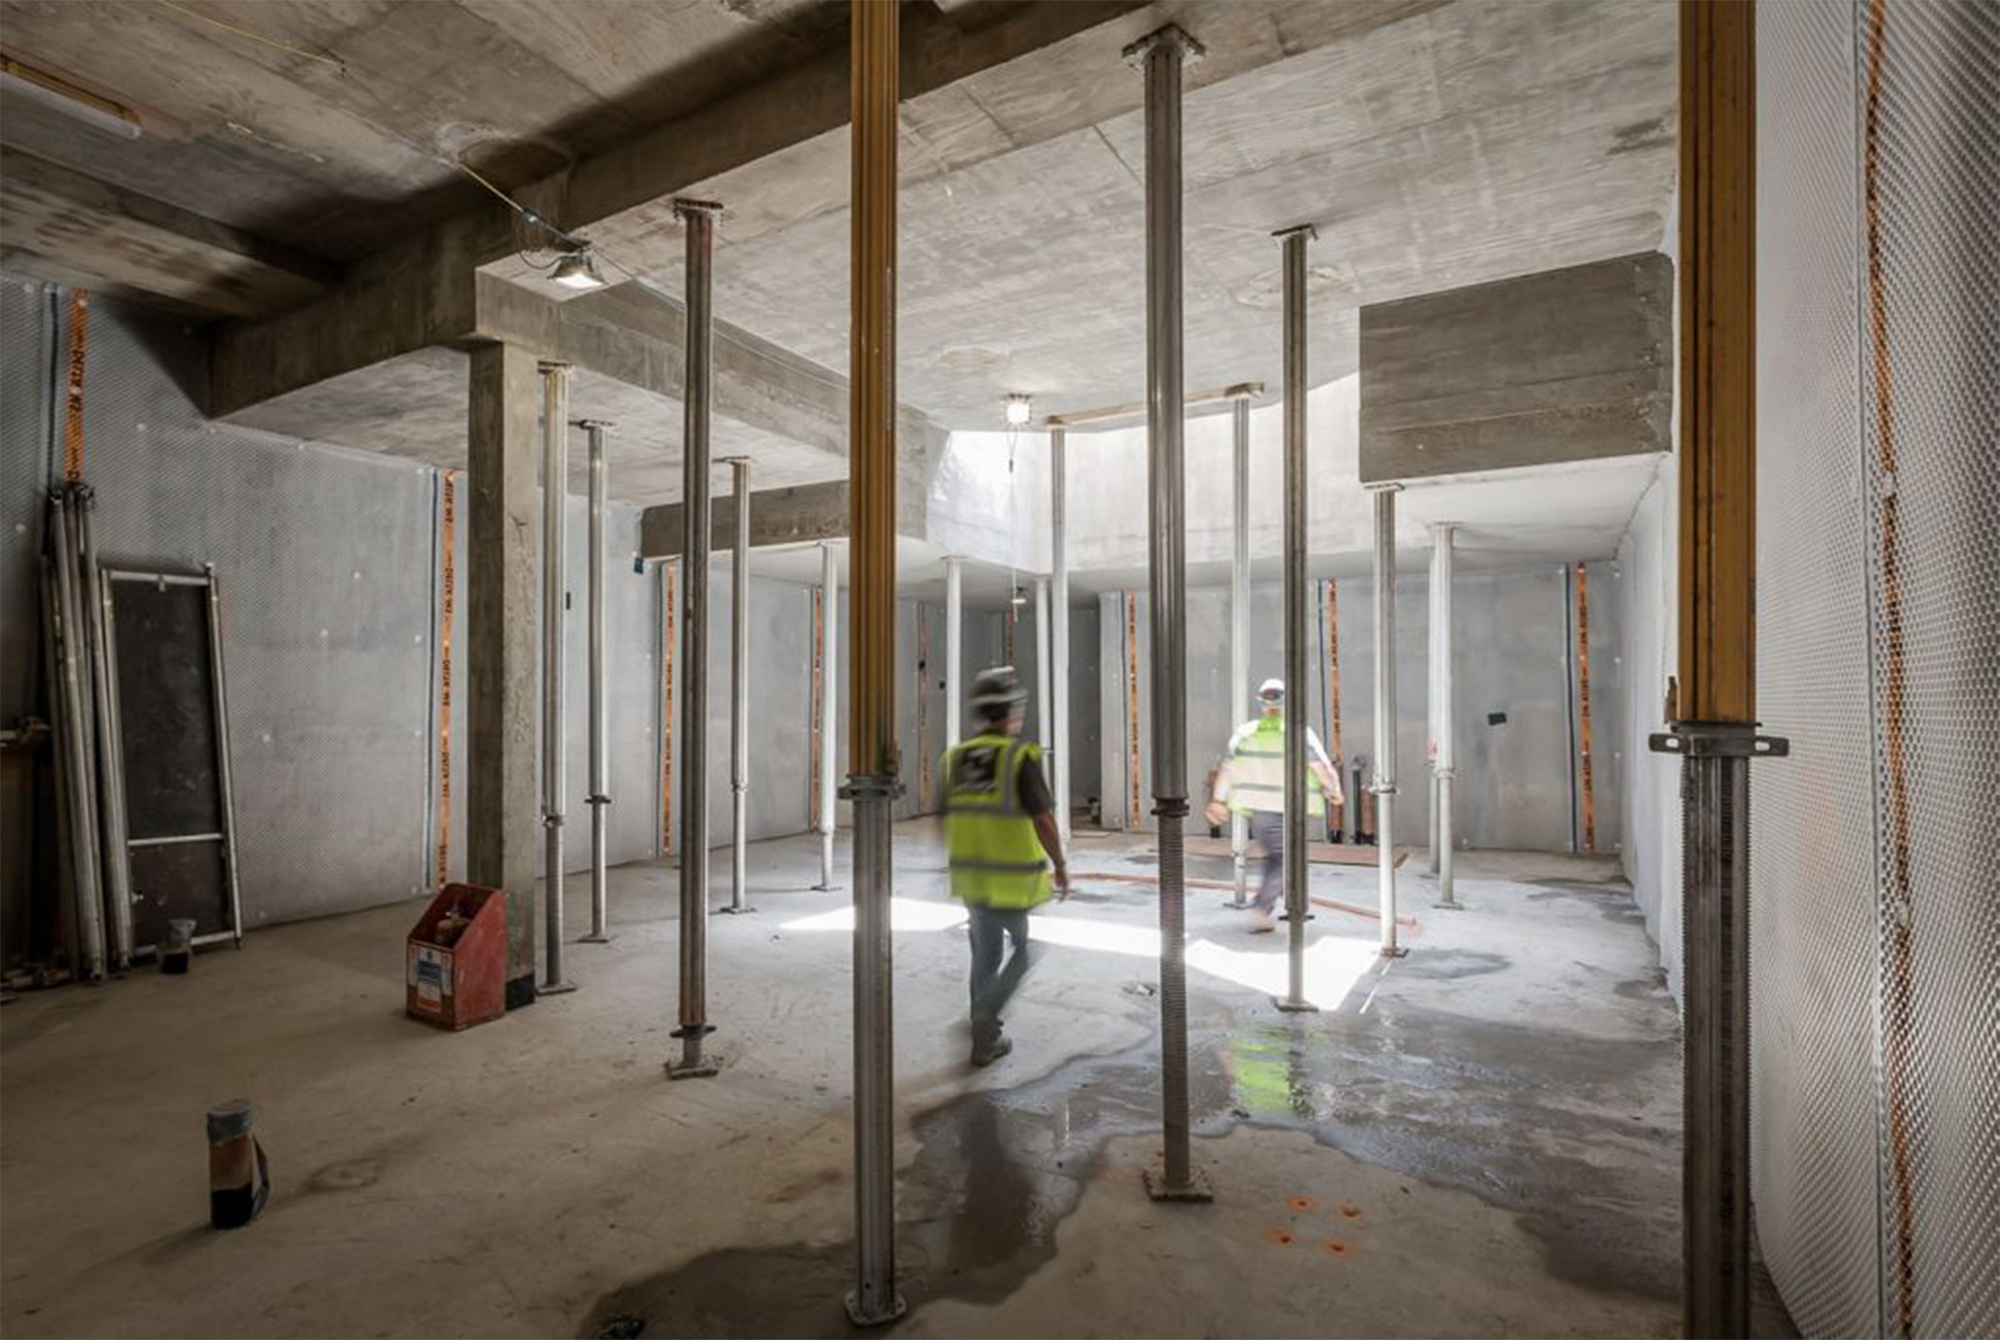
[
  {"xmin": 1205, "ymin": 678, "xmax": 1343, "ymax": 933},
  {"xmin": 943, "ymin": 665, "xmax": 1069, "ymax": 1067}
]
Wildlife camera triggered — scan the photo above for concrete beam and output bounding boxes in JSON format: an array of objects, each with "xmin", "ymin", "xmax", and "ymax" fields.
[
  {"xmin": 0, "ymin": 147, "xmax": 336, "ymax": 319},
  {"xmin": 464, "ymin": 340, "xmax": 541, "ymax": 1008},
  {"xmin": 472, "ymin": 274, "xmax": 863, "ymax": 460},
  {"xmin": 639, "ymin": 480, "xmax": 849, "ymax": 559},
  {"xmin": 1359, "ymin": 251, "xmax": 1673, "ymax": 484},
  {"xmin": 208, "ymin": 1, "xmax": 1151, "ymax": 417},
  {"xmin": 210, "ymin": 209, "xmax": 501, "ymax": 419}
]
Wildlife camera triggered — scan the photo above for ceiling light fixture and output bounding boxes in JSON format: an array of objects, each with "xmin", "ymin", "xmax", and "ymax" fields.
[
  {"xmin": 1004, "ymin": 393, "xmax": 1033, "ymax": 427},
  {"xmin": 1, "ymin": 55, "xmax": 142, "ymax": 139},
  {"xmin": 551, "ymin": 247, "xmax": 607, "ymax": 291}
]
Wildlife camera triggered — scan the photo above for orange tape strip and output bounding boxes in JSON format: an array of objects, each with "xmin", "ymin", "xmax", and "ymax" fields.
[
  {"xmin": 1125, "ymin": 593, "xmax": 1142, "ymax": 826},
  {"xmin": 809, "ymin": 586, "xmax": 824, "ymax": 822},
  {"xmin": 62, "ymin": 291, "xmax": 88, "ymax": 482},
  {"xmin": 435, "ymin": 471, "xmax": 455, "ymax": 889},
  {"xmin": 1325, "ymin": 579, "xmax": 1344, "ymax": 837},
  {"xmin": 1576, "ymin": 563, "xmax": 1595, "ymax": 854}
]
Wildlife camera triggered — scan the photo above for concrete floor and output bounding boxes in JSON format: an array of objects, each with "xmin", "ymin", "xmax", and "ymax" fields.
[{"xmin": 1, "ymin": 824, "xmax": 1682, "ymax": 1339}]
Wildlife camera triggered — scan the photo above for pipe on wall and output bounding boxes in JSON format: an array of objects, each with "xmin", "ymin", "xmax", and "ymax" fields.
[
  {"xmin": 537, "ymin": 360, "xmax": 575, "ymax": 995},
  {"xmin": 48, "ymin": 487, "xmax": 106, "ymax": 982},
  {"xmin": 1034, "ymin": 577, "xmax": 1051, "ymax": 752},
  {"xmin": 722, "ymin": 457, "xmax": 754, "ymax": 915},
  {"xmin": 581, "ymin": 421, "xmax": 614, "ymax": 943},
  {"xmin": 1228, "ymin": 395, "xmax": 1251, "ymax": 908},
  {"xmin": 944, "ymin": 556, "xmax": 963, "ymax": 749},
  {"xmin": 669, "ymin": 197, "xmax": 723, "ymax": 1078},
  {"xmin": 76, "ymin": 487, "xmax": 133, "ymax": 970}
]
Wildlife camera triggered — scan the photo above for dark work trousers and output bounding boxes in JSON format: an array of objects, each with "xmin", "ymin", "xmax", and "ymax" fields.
[
  {"xmin": 1248, "ymin": 810, "xmax": 1286, "ymax": 913},
  {"xmin": 967, "ymin": 904, "xmax": 1033, "ymax": 1044}
]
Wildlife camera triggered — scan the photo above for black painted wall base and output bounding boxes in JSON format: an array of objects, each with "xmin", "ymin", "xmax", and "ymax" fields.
[{"xmin": 505, "ymin": 974, "xmax": 538, "ymax": 1011}]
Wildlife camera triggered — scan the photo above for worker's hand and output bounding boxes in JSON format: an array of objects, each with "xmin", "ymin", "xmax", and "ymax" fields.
[
  {"xmin": 1053, "ymin": 864, "xmax": 1071, "ymax": 901},
  {"xmin": 1204, "ymin": 799, "xmax": 1229, "ymax": 827}
]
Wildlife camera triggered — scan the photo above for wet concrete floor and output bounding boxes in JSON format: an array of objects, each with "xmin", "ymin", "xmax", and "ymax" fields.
[
  {"xmin": 585, "ymin": 847, "xmax": 1681, "ymax": 1338},
  {"xmin": 2, "ymin": 828, "xmax": 1686, "ymax": 1339}
]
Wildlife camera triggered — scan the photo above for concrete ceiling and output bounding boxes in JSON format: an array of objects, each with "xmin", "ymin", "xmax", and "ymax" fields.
[
  {"xmin": 0, "ymin": 0, "xmax": 1679, "ymax": 557},
  {"xmin": 0, "ymin": 0, "xmax": 845, "ymax": 280},
  {"xmin": 629, "ymin": 0, "xmax": 1677, "ymax": 430}
]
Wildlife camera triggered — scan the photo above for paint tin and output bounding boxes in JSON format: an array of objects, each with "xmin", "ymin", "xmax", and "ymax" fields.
[
  {"xmin": 161, "ymin": 918, "xmax": 197, "ymax": 975},
  {"xmin": 206, "ymin": 1099, "xmax": 270, "ymax": 1229}
]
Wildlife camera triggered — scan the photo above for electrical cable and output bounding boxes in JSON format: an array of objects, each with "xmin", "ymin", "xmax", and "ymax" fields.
[
  {"xmin": 153, "ymin": 0, "xmax": 346, "ymax": 73},
  {"xmin": 155, "ymin": 0, "xmax": 865, "ymax": 402}
]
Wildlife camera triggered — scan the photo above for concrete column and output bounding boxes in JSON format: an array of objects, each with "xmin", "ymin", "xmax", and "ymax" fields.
[
  {"xmin": 1034, "ymin": 577, "xmax": 1051, "ymax": 752},
  {"xmin": 944, "ymin": 556, "xmax": 963, "ymax": 748},
  {"xmin": 467, "ymin": 341, "xmax": 541, "ymax": 1009},
  {"xmin": 1049, "ymin": 428, "xmax": 1071, "ymax": 845}
]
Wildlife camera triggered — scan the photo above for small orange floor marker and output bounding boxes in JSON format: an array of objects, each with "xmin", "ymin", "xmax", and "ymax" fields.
[
  {"xmin": 1322, "ymin": 1240, "xmax": 1352, "ymax": 1258},
  {"xmin": 1265, "ymin": 1228, "xmax": 1295, "ymax": 1246},
  {"xmin": 1288, "ymin": 1195, "xmax": 1313, "ymax": 1213},
  {"xmin": 1338, "ymin": 1204, "xmax": 1363, "ymax": 1219}
]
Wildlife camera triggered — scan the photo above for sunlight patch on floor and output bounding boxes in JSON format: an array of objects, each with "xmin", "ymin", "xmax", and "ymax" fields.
[{"xmin": 779, "ymin": 899, "xmax": 1377, "ymax": 1008}]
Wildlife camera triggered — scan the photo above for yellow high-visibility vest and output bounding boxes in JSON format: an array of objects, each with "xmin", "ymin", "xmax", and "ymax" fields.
[
  {"xmin": 942, "ymin": 733, "xmax": 1051, "ymax": 909},
  {"xmin": 1225, "ymin": 716, "xmax": 1327, "ymax": 818}
]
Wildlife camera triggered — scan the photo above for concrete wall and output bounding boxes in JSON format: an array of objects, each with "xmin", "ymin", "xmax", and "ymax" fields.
[
  {"xmin": 1359, "ymin": 251, "xmax": 1673, "ymax": 483},
  {"xmin": 658, "ymin": 567, "xmax": 817, "ymax": 854},
  {"xmin": 1097, "ymin": 562, "xmax": 1624, "ymax": 855},
  {"xmin": 0, "ymin": 278, "xmax": 665, "ymax": 965}
]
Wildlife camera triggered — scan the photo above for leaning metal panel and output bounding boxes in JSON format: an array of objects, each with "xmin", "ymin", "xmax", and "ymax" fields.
[
  {"xmin": 1864, "ymin": 4, "xmax": 2000, "ymax": 1336},
  {"xmin": 1752, "ymin": 3, "xmax": 1883, "ymax": 1337}
]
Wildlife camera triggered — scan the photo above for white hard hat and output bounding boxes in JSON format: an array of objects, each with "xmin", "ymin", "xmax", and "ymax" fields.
[{"xmin": 1257, "ymin": 678, "xmax": 1286, "ymax": 700}]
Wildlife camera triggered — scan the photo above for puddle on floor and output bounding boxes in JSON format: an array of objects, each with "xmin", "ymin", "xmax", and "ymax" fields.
[{"xmin": 582, "ymin": 981, "xmax": 1677, "ymax": 1337}]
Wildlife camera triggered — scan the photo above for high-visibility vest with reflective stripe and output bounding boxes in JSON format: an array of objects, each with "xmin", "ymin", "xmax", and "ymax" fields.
[
  {"xmin": 942, "ymin": 733, "xmax": 1051, "ymax": 909},
  {"xmin": 1226, "ymin": 715, "xmax": 1326, "ymax": 818}
]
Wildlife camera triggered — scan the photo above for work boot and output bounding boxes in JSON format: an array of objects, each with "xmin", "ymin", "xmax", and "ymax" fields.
[
  {"xmin": 970, "ymin": 1033, "xmax": 1013, "ymax": 1067},
  {"xmin": 1248, "ymin": 908, "xmax": 1277, "ymax": 934}
]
